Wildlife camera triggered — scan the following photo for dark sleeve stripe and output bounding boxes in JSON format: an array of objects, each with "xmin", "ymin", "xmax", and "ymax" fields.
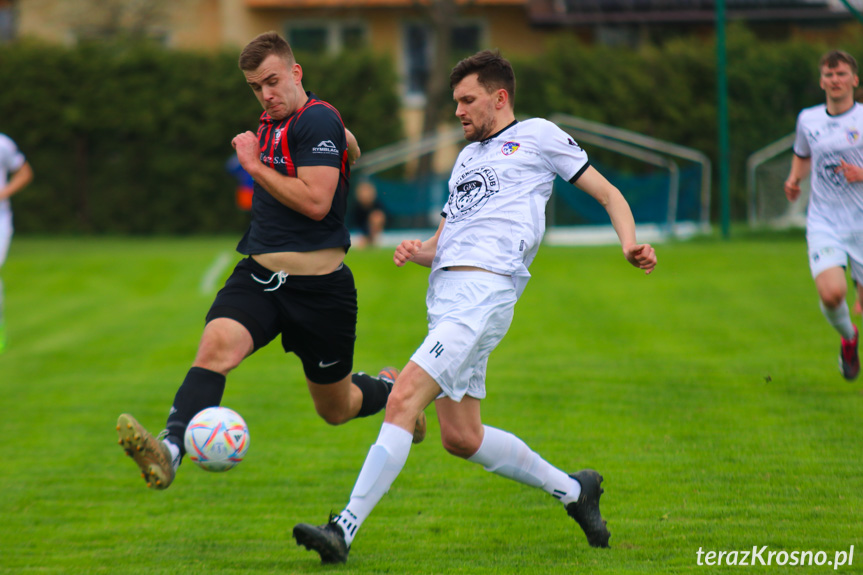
[{"xmin": 568, "ymin": 161, "xmax": 591, "ymax": 185}]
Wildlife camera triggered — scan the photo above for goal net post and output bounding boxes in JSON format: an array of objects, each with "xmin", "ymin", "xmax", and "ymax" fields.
[{"xmin": 747, "ymin": 132, "xmax": 809, "ymax": 229}]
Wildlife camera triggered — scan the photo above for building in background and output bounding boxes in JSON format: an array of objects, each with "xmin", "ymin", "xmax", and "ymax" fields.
[{"xmin": 14, "ymin": 0, "xmax": 858, "ymax": 138}]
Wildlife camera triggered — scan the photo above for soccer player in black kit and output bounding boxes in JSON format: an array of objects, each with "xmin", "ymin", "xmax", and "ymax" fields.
[{"xmin": 117, "ymin": 31, "xmax": 425, "ymax": 490}]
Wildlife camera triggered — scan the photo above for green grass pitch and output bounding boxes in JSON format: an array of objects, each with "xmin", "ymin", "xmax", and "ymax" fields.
[{"xmin": 0, "ymin": 232, "xmax": 860, "ymax": 574}]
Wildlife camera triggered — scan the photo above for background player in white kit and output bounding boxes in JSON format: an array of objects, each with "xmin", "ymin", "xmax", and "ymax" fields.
[
  {"xmin": 293, "ymin": 50, "xmax": 657, "ymax": 564},
  {"xmin": 0, "ymin": 133, "xmax": 34, "ymax": 353},
  {"xmin": 785, "ymin": 50, "xmax": 863, "ymax": 381}
]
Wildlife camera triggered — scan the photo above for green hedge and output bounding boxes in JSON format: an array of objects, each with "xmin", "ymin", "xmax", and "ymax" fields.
[
  {"xmin": 2, "ymin": 26, "xmax": 862, "ymax": 233},
  {"xmin": 0, "ymin": 40, "xmax": 402, "ymax": 234},
  {"xmin": 513, "ymin": 24, "xmax": 863, "ymax": 220}
]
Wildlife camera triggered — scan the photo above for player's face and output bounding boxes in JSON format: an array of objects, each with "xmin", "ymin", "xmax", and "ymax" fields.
[
  {"xmin": 453, "ymin": 73, "xmax": 503, "ymax": 142},
  {"xmin": 819, "ymin": 62, "xmax": 859, "ymax": 103},
  {"xmin": 244, "ymin": 54, "xmax": 304, "ymax": 120}
]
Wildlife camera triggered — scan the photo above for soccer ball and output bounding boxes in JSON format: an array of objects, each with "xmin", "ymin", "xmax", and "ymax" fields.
[{"xmin": 184, "ymin": 406, "xmax": 250, "ymax": 472}]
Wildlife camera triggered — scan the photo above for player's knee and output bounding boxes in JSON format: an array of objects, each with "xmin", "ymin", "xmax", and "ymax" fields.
[
  {"xmin": 440, "ymin": 429, "xmax": 482, "ymax": 459},
  {"xmin": 194, "ymin": 321, "xmax": 251, "ymax": 373},
  {"xmin": 192, "ymin": 355, "xmax": 241, "ymax": 376},
  {"xmin": 820, "ymin": 288, "xmax": 847, "ymax": 309},
  {"xmin": 194, "ymin": 343, "xmax": 243, "ymax": 374},
  {"xmin": 315, "ymin": 402, "xmax": 352, "ymax": 426},
  {"xmin": 385, "ymin": 387, "xmax": 408, "ymax": 413}
]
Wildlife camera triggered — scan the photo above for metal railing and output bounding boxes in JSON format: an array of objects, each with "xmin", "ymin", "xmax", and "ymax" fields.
[
  {"xmin": 353, "ymin": 114, "xmax": 711, "ymax": 235},
  {"xmin": 551, "ymin": 113, "xmax": 712, "ymax": 231}
]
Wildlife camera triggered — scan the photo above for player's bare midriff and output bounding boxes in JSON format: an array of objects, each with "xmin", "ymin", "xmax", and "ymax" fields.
[
  {"xmin": 252, "ymin": 247, "xmax": 346, "ymax": 276},
  {"xmin": 443, "ymin": 265, "xmax": 510, "ymax": 277}
]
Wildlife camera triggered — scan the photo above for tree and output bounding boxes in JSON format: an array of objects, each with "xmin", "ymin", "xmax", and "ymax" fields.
[{"xmin": 414, "ymin": 0, "xmax": 473, "ymax": 175}]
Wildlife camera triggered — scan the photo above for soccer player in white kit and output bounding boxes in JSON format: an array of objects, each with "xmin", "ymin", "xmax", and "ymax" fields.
[
  {"xmin": 0, "ymin": 133, "xmax": 34, "ymax": 352},
  {"xmin": 293, "ymin": 50, "xmax": 656, "ymax": 564},
  {"xmin": 785, "ymin": 50, "xmax": 863, "ymax": 381}
]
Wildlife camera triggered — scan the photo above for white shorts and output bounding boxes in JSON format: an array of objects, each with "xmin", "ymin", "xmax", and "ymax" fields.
[
  {"xmin": 410, "ymin": 270, "xmax": 517, "ymax": 402},
  {"xmin": 807, "ymin": 227, "xmax": 863, "ymax": 284}
]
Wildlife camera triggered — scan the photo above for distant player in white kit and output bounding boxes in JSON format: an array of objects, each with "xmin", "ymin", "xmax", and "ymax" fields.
[
  {"xmin": 0, "ymin": 133, "xmax": 34, "ymax": 353},
  {"xmin": 785, "ymin": 49, "xmax": 863, "ymax": 381},
  {"xmin": 294, "ymin": 49, "xmax": 657, "ymax": 564}
]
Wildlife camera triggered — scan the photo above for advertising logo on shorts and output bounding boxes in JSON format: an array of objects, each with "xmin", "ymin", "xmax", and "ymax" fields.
[{"xmin": 448, "ymin": 166, "xmax": 500, "ymax": 223}]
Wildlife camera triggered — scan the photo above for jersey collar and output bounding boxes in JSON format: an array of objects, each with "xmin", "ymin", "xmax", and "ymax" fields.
[
  {"xmin": 480, "ymin": 119, "xmax": 519, "ymax": 145},
  {"xmin": 826, "ymin": 101, "xmax": 858, "ymax": 118}
]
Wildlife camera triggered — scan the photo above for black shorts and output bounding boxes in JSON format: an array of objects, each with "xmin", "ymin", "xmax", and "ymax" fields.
[{"xmin": 206, "ymin": 257, "xmax": 357, "ymax": 384}]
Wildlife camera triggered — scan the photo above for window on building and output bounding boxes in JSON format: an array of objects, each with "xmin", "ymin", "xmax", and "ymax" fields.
[
  {"xmin": 286, "ymin": 21, "xmax": 367, "ymax": 54},
  {"xmin": 404, "ymin": 23, "xmax": 432, "ymax": 97},
  {"xmin": 289, "ymin": 27, "xmax": 329, "ymax": 53},
  {"xmin": 341, "ymin": 25, "xmax": 365, "ymax": 50},
  {"xmin": 403, "ymin": 21, "xmax": 483, "ymax": 101},
  {"xmin": 451, "ymin": 23, "xmax": 482, "ymax": 57}
]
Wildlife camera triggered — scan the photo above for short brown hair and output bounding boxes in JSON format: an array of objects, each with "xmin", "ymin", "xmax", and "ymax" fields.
[
  {"xmin": 819, "ymin": 50, "xmax": 858, "ymax": 75},
  {"xmin": 450, "ymin": 50, "xmax": 516, "ymax": 108},
  {"xmin": 239, "ymin": 31, "xmax": 294, "ymax": 71}
]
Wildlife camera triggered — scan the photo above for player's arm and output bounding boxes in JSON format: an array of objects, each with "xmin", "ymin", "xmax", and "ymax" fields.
[
  {"xmin": 233, "ymin": 130, "xmax": 338, "ymax": 221},
  {"xmin": 573, "ymin": 165, "xmax": 656, "ymax": 274},
  {"xmin": 346, "ymin": 128, "xmax": 360, "ymax": 166},
  {"xmin": 784, "ymin": 154, "xmax": 811, "ymax": 202},
  {"xmin": 0, "ymin": 161, "xmax": 33, "ymax": 201},
  {"xmin": 394, "ymin": 217, "xmax": 445, "ymax": 268}
]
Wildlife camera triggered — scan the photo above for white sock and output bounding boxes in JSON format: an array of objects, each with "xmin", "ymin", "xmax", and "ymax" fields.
[
  {"xmin": 163, "ymin": 440, "xmax": 182, "ymax": 471},
  {"xmin": 820, "ymin": 300, "xmax": 856, "ymax": 340},
  {"xmin": 336, "ymin": 422, "xmax": 413, "ymax": 546},
  {"xmin": 467, "ymin": 425, "xmax": 581, "ymax": 505}
]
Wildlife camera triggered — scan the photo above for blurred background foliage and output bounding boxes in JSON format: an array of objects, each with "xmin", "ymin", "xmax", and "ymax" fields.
[
  {"xmin": 0, "ymin": 24, "xmax": 861, "ymax": 234},
  {"xmin": 0, "ymin": 40, "xmax": 402, "ymax": 234}
]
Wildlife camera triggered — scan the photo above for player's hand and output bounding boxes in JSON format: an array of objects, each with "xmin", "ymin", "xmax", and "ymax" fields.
[
  {"xmin": 784, "ymin": 177, "xmax": 801, "ymax": 201},
  {"xmin": 394, "ymin": 239, "xmax": 422, "ymax": 267},
  {"xmin": 624, "ymin": 243, "xmax": 656, "ymax": 275},
  {"xmin": 835, "ymin": 160, "xmax": 863, "ymax": 183},
  {"xmin": 232, "ymin": 131, "xmax": 260, "ymax": 174}
]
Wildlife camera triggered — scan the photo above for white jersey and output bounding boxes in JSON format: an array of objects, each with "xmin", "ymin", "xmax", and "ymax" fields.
[
  {"xmin": 433, "ymin": 118, "xmax": 589, "ymax": 296},
  {"xmin": 793, "ymin": 102, "xmax": 863, "ymax": 233},
  {"xmin": 0, "ymin": 133, "xmax": 26, "ymax": 219},
  {"xmin": 0, "ymin": 134, "xmax": 25, "ymax": 264}
]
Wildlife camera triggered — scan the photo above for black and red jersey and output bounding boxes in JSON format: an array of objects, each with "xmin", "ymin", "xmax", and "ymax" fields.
[{"xmin": 237, "ymin": 92, "xmax": 351, "ymax": 255}]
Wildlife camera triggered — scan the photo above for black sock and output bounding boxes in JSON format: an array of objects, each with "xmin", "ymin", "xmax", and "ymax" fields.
[
  {"xmin": 353, "ymin": 372, "xmax": 392, "ymax": 418},
  {"xmin": 165, "ymin": 367, "xmax": 226, "ymax": 454}
]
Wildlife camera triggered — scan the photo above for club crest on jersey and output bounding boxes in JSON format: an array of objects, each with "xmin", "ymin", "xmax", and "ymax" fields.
[
  {"xmin": 448, "ymin": 166, "xmax": 500, "ymax": 223},
  {"xmin": 501, "ymin": 141, "xmax": 520, "ymax": 156},
  {"xmin": 274, "ymin": 128, "xmax": 284, "ymax": 145},
  {"xmin": 848, "ymin": 129, "xmax": 860, "ymax": 144},
  {"xmin": 823, "ymin": 162, "xmax": 842, "ymax": 185}
]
